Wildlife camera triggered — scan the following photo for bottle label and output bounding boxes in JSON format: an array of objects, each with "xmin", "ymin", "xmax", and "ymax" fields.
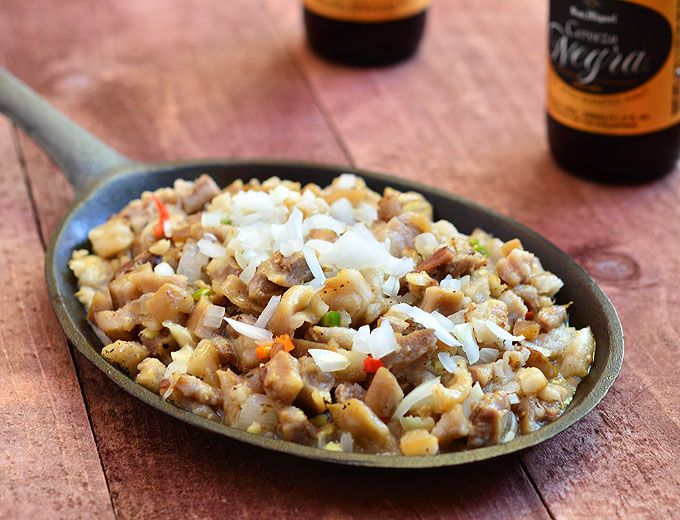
[
  {"xmin": 304, "ymin": 0, "xmax": 430, "ymax": 23},
  {"xmin": 547, "ymin": 0, "xmax": 680, "ymax": 135}
]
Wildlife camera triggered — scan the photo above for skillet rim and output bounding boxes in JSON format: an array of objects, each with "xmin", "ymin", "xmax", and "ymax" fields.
[{"xmin": 45, "ymin": 158, "xmax": 624, "ymax": 469}]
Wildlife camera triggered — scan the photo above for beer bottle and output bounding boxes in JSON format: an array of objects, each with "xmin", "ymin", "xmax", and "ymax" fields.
[
  {"xmin": 547, "ymin": 0, "xmax": 680, "ymax": 182},
  {"xmin": 303, "ymin": 1, "xmax": 429, "ymax": 66}
]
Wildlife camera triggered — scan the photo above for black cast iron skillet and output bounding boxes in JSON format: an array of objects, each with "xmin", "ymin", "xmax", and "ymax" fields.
[{"xmin": 0, "ymin": 68, "xmax": 623, "ymax": 468}]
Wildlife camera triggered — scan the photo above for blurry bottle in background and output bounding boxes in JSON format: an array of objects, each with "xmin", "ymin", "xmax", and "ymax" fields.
[
  {"xmin": 547, "ymin": 0, "xmax": 680, "ymax": 183},
  {"xmin": 303, "ymin": 0, "xmax": 429, "ymax": 66}
]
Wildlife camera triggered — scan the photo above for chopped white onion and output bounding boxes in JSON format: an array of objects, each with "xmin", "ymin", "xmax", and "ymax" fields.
[
  {"xmin": 392, "ymin": 377, "xmax": 441, "ymax": 419},
  {"xmin": 304, "ymin": 239, "xmax": 334, "ymax": 255},
  {"xmin": 453, "ymin": 322, "xmax": 480, "ymax": 364},
  {"xmin": 162, "ymin": 320, "xmax": 196, "ymax": 348},
  {"xmin": 477, "ymin": 347, "xmax": 501, "ymax": 364},
  {"xmin": 354, "ymin": 203, "xmax": 377, "ymax": 224},
  {"xmin": 176, "ymin": 241, "xmax": 209, "ymax": 283},
  {"xmin": 462, "ymin": 382, "xmax": 484, "ymax": 418},
  {"xmin": 303, "ymin": 247, "xmax": 326, "ymax": 288},
  {"xmin": 350, "ymin": 322, "xmax": 397, "ymax": 359},
  {"xmin": 198, "ymin": 237, "xmax": 227, "ymax": 258},
  {"xmin": 163, "ymin": 345, "xmax": 195, "ymax": 396},
  {"xmin": 239, "ymin": 254, "xmax": 267, "ymax": 284},
  {"xmin": 508, "ymin": 393, "xmax": 520, "ymax": 405},
  {"xmin": 201, "ymin": 211, "xmax": 223, "ymax": 228},
  {"xmin": 340, "ymin": 431, "xmax": 354, "ymax": 453},
  {"xmin": 382, "ymin": 275, "xmax": 400, "ymax": 297},
  {"xmin": 154, "ymin": 262, "xmax": 175, "ymax": 276},
  {"xmin": 309, "ymin": 349, "xmax": 351, "ymax": 372},
  {"xmin": 203, "ymin": 304, "xmax": 226, "ymax": 329},
  {"xmin": 351, "ymin": 325, "xmax": 372, "ymax": 354},
  {"xmin": 439, "ymin": 274, "xmax": 462, "ymax": 291},
  {"xmin": 414, "ymin": 233, "xmax": 439, "ymax": 258},
  {"xmin": 437, "ymin": 351, "xmax": 459, "ymax": 373},
  {"xmin": 370, "ymin": 320, "xmax": 399, "ymax": 359},
  {"xmin": 319, "ymin": 225, "xmax": 414, "ymax": 277},
  {"xmin": 236, "ymin": 394, "xmax": 279, "ymax": 431},
  {"xmin": 303, "ymin": 214, "xmax": 347, "ymax": 235},
  {"xmin": 431, "ymin": 311, "xmax": 455, "ymax": 332},
  {"xmin": 329, "ymin": 198, "xmax": 355, "ymax": 224},
  {"xmin": 254, "ymin": 295, "xmax": 281, "ymax": 329},
  {"xmin": 163, "ymin": 219, "xmax": 173, "ymax": 238},
  {"xmin": 224, "ymin": 317, "xmax": 273, "ymax": 342},
  {"xmin": 391, "ymin": 303, "xmax": 461, "ymax": 347},
  {"xmin": 336, "ymin": 173, "xmax": 358, "ymax": 189},
  {"xmin": 275, "ymin": 207, "xmax": 305, "ymax": 256},
  {"xmin": 472, "ymin": 319, "xmax": 524, "ymax": 347}
]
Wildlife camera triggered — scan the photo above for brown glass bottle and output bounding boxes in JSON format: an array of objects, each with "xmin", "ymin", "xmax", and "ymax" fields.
[
  {"xmin": 303, "ymin": 1, "xmax": 428, "ymax": 66},
  {"xmin": 547, "ymin": 0, "xmax": 680, "ymax": 183}
]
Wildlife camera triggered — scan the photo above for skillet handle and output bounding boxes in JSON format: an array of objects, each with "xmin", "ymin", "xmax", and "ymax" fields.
[{"xmin": 0, "ymin": 68, "xmax": 133, "ymax": 194}]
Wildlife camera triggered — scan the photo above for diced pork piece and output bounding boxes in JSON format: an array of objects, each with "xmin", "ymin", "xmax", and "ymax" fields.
[
  {"xmin": 516, "ymin": 396, "xmax": 546, "ymax": 434},
  {"xmin": 334, "ymin": 383, "xmax": 367, "ymax": 403},
  {"xmin": 466, "ymin": 299, "xmax": 509, "ymax": 329},
  {"xmin": 499, "ymin": 290, "xmax": 528, "ymax": 326},
  {"xmin": 537, "ymin": 305, "xmax": 568, "ymax": 332},
  {"xmin": 167, "ymin": 373, "xmax": 222, "ymax": 408},
  {"xmin": 144, "ymin": 283, "xmax": 194, "ymax": 323},
  {"xmin": 416, "ymin": 246, "xmax": 486, "ymax": 280},
  {"xmin": 364, "ymin": 367, "xmax": 404, "ymax": 418},
  {"xmin": 277, "ymin": 406, "xmax": 315, "ymax": 445},
  {"xmin": 94, "ymin": 305, "xmax": 138, "ymax": 341},
  {"xmin": 186, "ymin": 300, "xmax": 225, "ymax": 339},
  {"xmin": 530, "ymin": 272, "xmax": 564, "ymax": 297},
  {"xmin": 69, "ymin": 250, "xmax": 113, "ymax": 288},
  {"xmin": 135, "ymin": 357, "xmax": 166, "ymax": 393},
  {"xmin": 534, "ymin": 326, "xmax": 575, "ymax": 358},
  {"xmin": 86, "ymin": 289, "xmax": 113, "ymax": 320},
  {"xmin": 559, "ymin": 327, "xmax": 595, "ymax": 377},
  {"xmin": 469, "ymin": 363, "xmax": 494, "ymax": 387},
  {"xmin": 333, "ymin": 349, "xmax": 368, "ymax": 384},
  {"xmin": 431, "ymin": 404, "xmax": 471, "ymax": 448},
  {"xmin": 217, "ymin": 369, "xmax": 252, "ymax": 426},
  {"xmin": 405, "ymin": 271, "xmax": 437, "ymax": 300},
  {"xmin": 126, "ymin": 268, "xmax": 188, "ymax": 294},
  {"xmin": 377, "ymin": 187, "xmax": 433, "ymax": 222},
  {"xmin": 381, "ymin": 216, "xmax": 421, "ymax": 256},
  {"xmin": 205, "ymin": 255, "xmax": 241, "ymax": 285},
  {"xmin": 88, "ymin": 218, "xmax": 134, "ymax": 258},
  {"xmin": 181, "ymin": 174, "xmax": 221, "ymax": 213},
  {"xmin": 218, "ymin": 275, "xmax": 263, "ymax": 314},
  {"xmin": 518, "ymin": 367, "xmax": 549, "ymax": 396},
  {"xmin": 263, "ymin": 351, "xmax": 304, "ymax": 405},
  {"xmin": 496, "ymin": 249, "xmax": 534, "ymax": 286},
  {"xmin": 382, "ymin": 329, "xmax": 437, "ymax": 380},
  {"xmin": 139, "ymin": 328, "xmax": 176, "ymax": 363},
  {"xmin": 108, "ymin": 276, "xmax": 142, "ymax": 309},
  {"xmin": 308, "ymin": 228, "xmax": 338, "ymax": 242},
  {"xmin": 296, "ymin": 357, "xmax": 334, "ymax": 414},
  {"xmin": 319, "ymin": 269, "xmax": 373, "ymax": 326},
  {"xmin": 307, "ymin": 326, "xmax": 356, "ymax": 350},
  {"xmin": 399, "ymin": 429, "xmax": 439, "ymax": 456},
  {"xmin": 467, "ymin": 391, "xmax": 512, "ymax": 448},
  {"xmin": 513, "ymin": 319, "xmax": 541, "ymax": 341},
  {"xmin": 512, "ymin": 284, "xmax": 540, "ymax": 312},
  {"xmin": 258, "ymin": 251, "xmax": 313, "ymax": 287},
  {"xmin": 234, "ymin": 394, "xmax": 280, "ymax": 432},
  {"xmin": 247, "ymin": 270, "xmax": 284, "ymax": 305},
  {"xmin": 432, "ymin": 368, "xmax": 472, "ymax": 413},
  {"xmin": 500, "ymin": 238, "xmax": 523, "ymax": 257},
  {"xmin": 101, "ymin": 340, "xmax": 149, "ymax": 376},
  {"xmin": 269, "ymin": 285, "xmax": 329, "ymax": 336},
  {"xmin": 420, "ymin": 286, "xmax": 464, "ymax": 315},
  {"xmin": 526, "ymin": 349, "xmax": 558, "ymax": 379},
  {"xmin": 187, "ymin": 339, "xmax": 221, "ymax": 387},
  {"xmin": 328, "ymin": 398, "xmax": 397, "ymax": 453}
]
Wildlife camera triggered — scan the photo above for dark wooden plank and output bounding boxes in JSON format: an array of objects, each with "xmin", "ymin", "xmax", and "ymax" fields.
[
  {"xmin": 264, "ymin": 0, "xmax": 680, "ymax": 517},
  {"xmin": 2, "ymin": 0, "xmax": 551, "ymax": 518},
  {"xmin": 0, "ymin": 119, "xmax": 115, "ymax": 519}
]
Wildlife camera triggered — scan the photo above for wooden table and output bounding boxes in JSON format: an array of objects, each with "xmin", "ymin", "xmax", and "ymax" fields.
[{"xmin": 1, "ymin": 1, "xmax": 678, "ymax": 518}]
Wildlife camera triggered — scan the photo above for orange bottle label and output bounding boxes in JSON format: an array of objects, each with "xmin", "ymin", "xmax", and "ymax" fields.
[
  {"xmin": 304, "ymin": 0, "xmax": 430, "ymax": 23},
  {"xmin": 547, "ymin": 0, "xmax": 680, "ymax": 135}
]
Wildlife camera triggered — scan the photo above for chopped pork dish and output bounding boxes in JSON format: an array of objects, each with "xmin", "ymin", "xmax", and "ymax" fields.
[{"xmin": 69, "ymin": 173, "xmax": 595, "ymax": 456}]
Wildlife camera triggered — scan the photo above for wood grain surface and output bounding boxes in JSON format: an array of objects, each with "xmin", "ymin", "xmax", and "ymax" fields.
[{"xmin": 1, "ymin": 1, "xmax": 679, "ymax": 519}]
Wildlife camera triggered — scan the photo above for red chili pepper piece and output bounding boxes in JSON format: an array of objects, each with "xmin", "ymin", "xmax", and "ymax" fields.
[
  {"xmin": 363, "ymin": 356, "xmax": 384, "ymax": 373},
  {"xmin": 151, "ymin": 194, "xmax": 170, "ymax": 239}
]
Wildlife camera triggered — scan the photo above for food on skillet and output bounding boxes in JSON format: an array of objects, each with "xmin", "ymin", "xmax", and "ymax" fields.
[{"xmin": 69, "ymin": 173, "xmax": 595, "ymax": 456}]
